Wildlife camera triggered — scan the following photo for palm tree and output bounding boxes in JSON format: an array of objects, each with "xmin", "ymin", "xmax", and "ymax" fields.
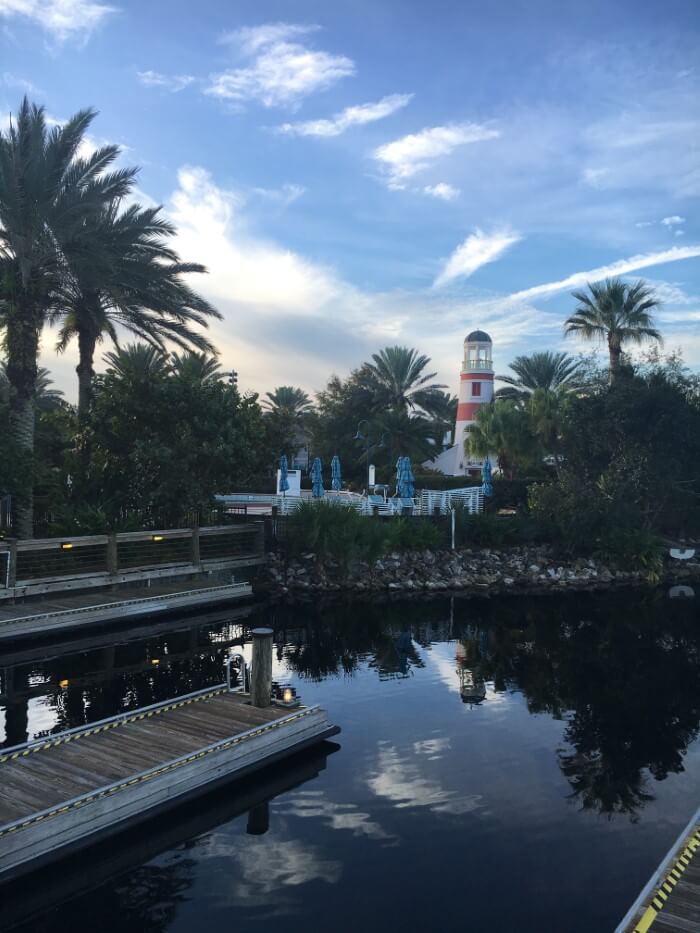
[
  {"xmin": 170, "ymin": 351, "xmax": 222, "ymax": 384},
  {"xmin": 50, "ymin": 201, "xmax": 221, "ymax": 419},
  {"xmin": 364, "ymin": 346, "xmax": 446, "ymax": 413},
  {"xmin": 0, "ymin": 362, "xmax": 64, "ymax": 411},
  {"xmin": 497, "ymin": 351, "xmax": 584, "ymax": 400},
  {"xmin": 467, "ymin": 399, "xmax": 537, "ymax": 479},
  {"xmin": 564, "ymin": 278, "xmax": 662, "ymax": 380},
  {"xmin": 103, "ymin": 343, "xmax": 170, "ymax": 384},
  {"xmin": 0, "ymin": 97, "xmax": 135, "ymax": 535},
  {"xmin": 263, "ymin": 386, "xmax": 314, "ymax": 417}
]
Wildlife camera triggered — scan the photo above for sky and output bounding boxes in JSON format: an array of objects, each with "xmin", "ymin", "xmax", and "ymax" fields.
[{"xmin": 1, "ymin": 0, "xmax": 699, "ymax": 400}]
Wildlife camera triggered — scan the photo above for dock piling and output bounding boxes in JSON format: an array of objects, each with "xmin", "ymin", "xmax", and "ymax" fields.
[{"xmin": 251, "ymin": 627, "xmax": 274, "ymax": 707}]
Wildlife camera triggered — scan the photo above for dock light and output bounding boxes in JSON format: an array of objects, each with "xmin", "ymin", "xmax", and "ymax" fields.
[
  {"xmin": 151, "ymin": 658, "xmax": 160, "ymax": 665},
  {"xmin": 282, "ymin": 687, "xmax": 294, "ymax": 704},
  {"xmin": 58, "ymin": 679, "xmax": 69, "ymax": 688},
  {"xmin": 151, "ymin": 534, "xmax": 164, "ymax": 542},
  {"xmin": 60, "ymin": 542, "xmax": 74, "ymax": 550}
]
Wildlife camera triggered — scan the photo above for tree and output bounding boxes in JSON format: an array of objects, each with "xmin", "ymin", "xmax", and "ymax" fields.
[
  {"xmin": 496, "ymin": 351, "xmax": 584, "ymax": 400},
  {"xmin": 1, "ymin": 362, "xmax": 64, "ymax": 411},
  {"xmin": 263, "ymin": 386, "xmax": 315, "ymax": 463},
  {"xmin": 170, "ymin": 351, "xmax": 222, "ymax": 385},
  {"xmin": 0, "ymin": 97, "xmax": 135, "ymax": 535},
  {"xmin": 564, "ymin": 278, "xmax": 662, "ymax": 380},
  {"xmin": 263, "ymin": 385, "xmax": 314, "ymax": 417},
  {"xmin": 50, "ymin": 201, "xmax": 220, "ymax": 419},
  {"xmin": 466, "ymin": 399, "xmax": 538, "ymax": 478},
  {"xmin": 363, "ymin": 346, "xmax": 446, "ymax": 413}
]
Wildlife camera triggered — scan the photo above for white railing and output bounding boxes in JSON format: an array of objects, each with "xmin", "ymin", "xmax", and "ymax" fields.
[{"xmin": 417, "ymin": 487, "xmax": 484, "ymax": 515}]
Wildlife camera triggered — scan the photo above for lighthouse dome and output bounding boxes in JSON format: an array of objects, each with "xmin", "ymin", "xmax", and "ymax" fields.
[{"xmin": 465, "ymin": 329, "xmax": 492, "ymax": 343}]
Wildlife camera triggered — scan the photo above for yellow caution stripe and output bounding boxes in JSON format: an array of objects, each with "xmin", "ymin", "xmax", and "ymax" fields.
[
  {"xmin": 0, "ymin": 687, "xmax": 227, "ymax": 764},
  {"xmin": 632, "ymin": 829, "xmax": 700, "ymax": 932}
]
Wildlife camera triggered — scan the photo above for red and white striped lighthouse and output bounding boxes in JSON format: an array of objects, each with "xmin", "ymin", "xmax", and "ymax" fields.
[
  {"xmin": 428, "ymin": 328, "xmax": 494, "ymax": 476},
  {"xmin": 453, "ymin": 330, "xmax": 494, "ymax": 475}
]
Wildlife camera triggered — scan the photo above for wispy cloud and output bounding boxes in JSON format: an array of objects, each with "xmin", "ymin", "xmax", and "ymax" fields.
[
  {"xmin": 137, "ymin": 70, "xmax": 195, "ymax": 93},
  {"xmin": 423, "ymin": 182, "xmax": 460, "ymax": 201},
  {"xmin": 373, "ymin": 122, "xmax": 499, "ymax": 189},
  {"xmin": 277, "ymin": 93, "xmax": 412, "ymax": 137},
  {"xmin": 0, "ymin": 0, "xmax": 116, "ymax": 41},
  {"xmin": 509, "ymin": 245, "xmax": 700, "ymax": 301},
  {"xmin": 252, "ymin": 182, "xmax": 306, "ymax": 205},
  {"xmin": 661, "ymin": 215, "xmax": 685, "ymax": 226},
  {"xmin": 2, "ymin": 71, "xmax": 43, "ymax": 94},
  {"xmin": 434, "ymin": 228, "xmax": 521, "ymax": 287},
  {"xmin": 206, "ymin": 21, "xmax": 354, "ymax": 109}
]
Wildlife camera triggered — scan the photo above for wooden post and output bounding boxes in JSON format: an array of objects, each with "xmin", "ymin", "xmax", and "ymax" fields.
[
  {"xmin": 250, "ymin": 627, "xmax": 274, "ymax": 708},
  {"xmin": 106, "ymin": 533, "xmax": 118, "ymax": 576},
  {"xmin": 246, "ymin": 801, "xmax": 270, "ymax": 835},
  {"xmin": 7, "ymin": 539, "xmax": 17, "ymax": 588},
  {"xmin": 191, "ymin": 526, "xmax": 201, "ymax": 568}
]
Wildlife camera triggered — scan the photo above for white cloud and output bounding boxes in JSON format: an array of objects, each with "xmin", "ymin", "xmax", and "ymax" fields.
[
  {"xmin": 2, "ymin": 71, "xmax": 43, "ymax": 94},
  {"xmin": 582, "ymin": 167, "xmax": 609, "ymax": 188},
  {"xmin": 277, "ymin": 93, "xmax": 412, "ymax": 137},
  {"xmin": 0, "ymin": 0, "xmax": 116, "ymax": 41},
  {"xmin": 252, "ymin": 182, "xmax": 305, "ymax": 205},
  {"xmin": 373, "ymin": 122, "xmax": 499, "ymax": 189},
  {"xmin": 423, "ymin": 182, "xmax": 460, "ymax": 201},
  {"xmin": 635, "ymin": 221, "xmax": 654, "ymax": 228},
  {"xmin": 661, "ymin": 215, "xmax": 685, "ymax": 226},
  {"xmin": 206, "ymin": 21, "xmax": 354, "ymax": 108},
  {"xmin": 137, "ymin": 70, "xmax": 195, "ymax": 93},
  {"xmin": 434, "ymin": 228, "xmax": 521, "ymax": 287},
  {"xmin": 509, "ymin": 245, "xmax": 700, "ymax": 302}
]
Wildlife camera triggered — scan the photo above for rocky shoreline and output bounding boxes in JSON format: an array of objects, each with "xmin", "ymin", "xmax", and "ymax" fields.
[{"xmin": 261, "ymin": 546, "xmax": 700, "ymax": 598}]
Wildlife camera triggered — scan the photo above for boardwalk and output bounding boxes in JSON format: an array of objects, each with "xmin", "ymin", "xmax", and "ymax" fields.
[
  {"xmin": 617, "ymin": 806, "xmax": 700, "ymax": 932},
  {"xmin": 0, "ymin": 686, "xmax": 338, "ymax": 880},
  {"xmin": 0, "ymin": 581, "xmax": 252, "ymax": 640}
]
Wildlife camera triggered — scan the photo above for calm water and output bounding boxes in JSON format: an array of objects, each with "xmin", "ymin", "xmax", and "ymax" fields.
[{"xmin": 1, "ymin": 590, "xmax": 700, "ymax": 932}]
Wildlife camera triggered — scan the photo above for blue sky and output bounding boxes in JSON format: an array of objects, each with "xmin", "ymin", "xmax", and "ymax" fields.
[{"xmin": 1, "ymin": 0, "xmax": 699, "ymax": 398}]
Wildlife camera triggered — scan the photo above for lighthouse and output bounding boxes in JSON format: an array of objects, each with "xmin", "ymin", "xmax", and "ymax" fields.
[{"xmin": 430, "ymin": 329, "xmax": 494, "ymax": 476}]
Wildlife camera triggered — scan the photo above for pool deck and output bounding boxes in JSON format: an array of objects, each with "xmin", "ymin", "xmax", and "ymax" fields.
[
  {"xmin": 0, "ymin": 580, "xmax": 253, "ymax": 640},
  {"xmin": 616, "ymin": 805, "xmax": 700, "ymax": 932},
  {"xmin": 0, "ymin": 686, "xmax": 339, "ymax": 881}
]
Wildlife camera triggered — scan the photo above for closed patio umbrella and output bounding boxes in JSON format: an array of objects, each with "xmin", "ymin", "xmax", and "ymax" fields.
[
  {"xmin": 279, "ymin": 454, "xmax": 290, "ymax": 495},
  {"xmin": 331, "ymin": 455, "xmax": 342, "ymax": 491},
  {"xmin": 311, "ymin": 457, "xmax": 325, "ymax": 498},
  {"xmin": 482, "ymin": 457, "xmax": 493, "ymax": 496}
]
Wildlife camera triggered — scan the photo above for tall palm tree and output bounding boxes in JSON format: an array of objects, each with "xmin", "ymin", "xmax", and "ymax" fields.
[
  {"xmin": 364, "ymin": 346, "xmax": 446, "ymax": 413},
  {"xmin": 50, "ymin": 201, "xmax": 221, "ymax": 418},
  {"xmin": 564, "ymin": 278, "xmax": 662, "ymax": 380},
  {"xmin": 0, "ymin": 97, "xmax": 135, "ymax": 535},
  {"xmin": 497, "ymin": 351, "xmax": 584, "ymax": 400}
]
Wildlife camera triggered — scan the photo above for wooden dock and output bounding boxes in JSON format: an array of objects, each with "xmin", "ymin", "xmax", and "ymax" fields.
[
  {"xmin": 0, "ymin": 581, "xmax": 253, "ymax": 641},
  {"xmin": 616, "ymin": 805, "xmax": 700, "ymax": 932},
  {"xmin": 0, "ymin": 678, "xmax": 338, "ymax": 881}
]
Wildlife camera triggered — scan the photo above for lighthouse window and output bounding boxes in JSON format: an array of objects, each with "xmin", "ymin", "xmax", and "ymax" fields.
[{"xmin": 472, "ymin": 382, "xmax": 481, "ymax": 397}]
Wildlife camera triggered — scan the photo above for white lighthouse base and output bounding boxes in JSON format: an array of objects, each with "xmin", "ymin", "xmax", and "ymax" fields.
[{"xmin": 425, "ymin": 445, "xmax": 487, "ymax": 478}]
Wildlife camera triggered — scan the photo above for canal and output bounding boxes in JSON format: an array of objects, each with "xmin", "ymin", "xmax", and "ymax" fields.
[{"xmin": 1, "ymin": 589, "xmax": 699, "ymax": 932}]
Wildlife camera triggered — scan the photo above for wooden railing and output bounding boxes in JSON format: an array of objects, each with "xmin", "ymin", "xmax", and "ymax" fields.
[{"xmin": 0, "ymin": 524, "xmax": 264, "ymax": 598}]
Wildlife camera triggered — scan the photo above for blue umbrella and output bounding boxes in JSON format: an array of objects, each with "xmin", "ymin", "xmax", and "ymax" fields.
[
  {"xmin": 279, "ymin": 454, "xmax": 290, "ymax": 494},
  {"xmin": 331, "ymin": 455, "xmax": 342, "ymax": 491},
  {"xmin": 311, "ymin": 457, "xmax": 325, "ymax": 498},
  {"xmin": 482, "ymin": 457, "xmax": 493, "ymax": 496},
  {"xmin": 396, "ymin": 457, "xmax": 415, "ymax": 499}
]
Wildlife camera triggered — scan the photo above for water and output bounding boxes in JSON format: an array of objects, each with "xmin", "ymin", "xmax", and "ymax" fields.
[{"xmin": 1, "ymin": 590, "xmax": 699, "ymax": 932}]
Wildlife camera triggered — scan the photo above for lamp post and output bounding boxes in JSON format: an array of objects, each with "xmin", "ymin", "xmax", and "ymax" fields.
[{"xmin": 353, "ymin": 420, "xmax": 387, "ymax": 492}]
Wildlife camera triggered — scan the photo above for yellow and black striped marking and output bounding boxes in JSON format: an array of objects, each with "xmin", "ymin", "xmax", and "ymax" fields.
[
  {"xmin": 0, "ymin": 706, "xmax": 314, "ymax": 841},
  {"xmin": 0, "ymin": 687, "xmax": 226, "ymax": 764},
  {"xmin": 631, "ymin": 826, "xmax": 700, "ymax": 932}
]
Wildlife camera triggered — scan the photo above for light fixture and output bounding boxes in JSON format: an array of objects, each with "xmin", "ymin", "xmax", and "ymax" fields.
[
  {"xmin": 151, "ymin": 658, "xmax": 160, "ymax": 665},
  {"xmin": 60, "ymin": 542, "xmax": 73, "ymax": 550},
  {"xmin": 353, "ymin": 430, "xmax": 364, "ymax": 441},
  {"xmin": 282, "ymin": 687, "xmax": 294, "ymax": 704},
  {"xmin": 58, "ymin": 678, "xmax": 69, "ymax": 688},
  {"xmin": 151, "ymin": 534, "xmax": 164, "ymax": 542}
]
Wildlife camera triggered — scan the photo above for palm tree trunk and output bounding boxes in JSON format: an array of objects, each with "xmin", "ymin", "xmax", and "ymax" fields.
[
  {"xmin": 76, "ymin": 331, "xmax": 97, "ymax": 420},
  {"xmin": 608, "ymin": 336, "xmax": 622, "ymax": 382},
  {"xmin": 4, "ymin": 298, "xmax": 40, "ymax": 539}
]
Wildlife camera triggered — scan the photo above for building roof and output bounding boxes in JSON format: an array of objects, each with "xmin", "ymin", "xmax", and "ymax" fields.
[{"xmin": 465, "ymin": 329, "xmax": 492, "ymax": 343}]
